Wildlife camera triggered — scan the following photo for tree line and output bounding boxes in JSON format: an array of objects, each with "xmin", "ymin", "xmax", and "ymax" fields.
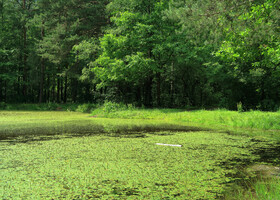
[{"xmin": 0, "ymin": 0, "xmax": 279, "ymax": 110}]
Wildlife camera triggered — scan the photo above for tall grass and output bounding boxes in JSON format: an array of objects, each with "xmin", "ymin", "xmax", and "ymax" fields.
[
  {"xmin": 253, "ymin": 177, "xmax": 280, "ymax": 200},
  {"xmin": 225, "ymin": 176, "xmax": 280, "ymax": 200},
  {"xmin": 91, "ymin": 106, "xmax": 280, "ymax": 140},
  {"xmin": 0, "ymin": 111, "xmax": 206, "ymax": 140}
]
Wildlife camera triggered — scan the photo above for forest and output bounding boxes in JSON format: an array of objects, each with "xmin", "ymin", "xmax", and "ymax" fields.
[{"xmin": 1, "ymin": 0, "xmax": 280, "ymax": 110}]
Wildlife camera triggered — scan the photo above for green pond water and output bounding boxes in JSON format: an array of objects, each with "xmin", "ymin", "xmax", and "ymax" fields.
[{"xmin": 1, "ymin": 111, "xmax": 279, "ymax": 199}]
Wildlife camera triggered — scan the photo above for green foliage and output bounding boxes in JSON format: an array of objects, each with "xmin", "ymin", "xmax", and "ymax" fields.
[
  {"xmin": 91, "ymin": 101, "xmax": 136, "ymax": 116},
  {"xmin": 237, "ymin": 102, "xmax": 243, "ymax": 113},
  {"xmin": 1, "ymin": 0, "xmax": 280, "ymax": 110},
  {"xmin": 75, "ymin": 104, "xmax": 96, "ymax": 113},
  {"xmin": 0, "ymin": 103, "xmax": 96, "ymax": 112},
  {"xmin": 0, "ymin": 102, "xmax": 7, "ymax": 110},
  {"xmin": 72, "ymin": 39, "xmax": 100, "ymax": 82},
  {"xmin": 0, "ymin": 103, "xmax": 60, "ymax": 111},
  {"xmin": 91, "ymin": 0, "xmax": 186, "ymax": 106},
  {"xmin": 102, "ymin": 101, "xmax": 128, "ymax": 113},
  {"xmin": 215, "ymin": 0, "xmax": 280, "ymax": 110},
  {"xmin": 0, "ymin": 0, "xmax": 108, "ymax": 104}
]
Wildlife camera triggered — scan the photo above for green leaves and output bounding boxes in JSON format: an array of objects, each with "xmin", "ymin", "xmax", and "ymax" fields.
[{"xmin": 72, "ymin": 39, "xmax": 99, "ymax": 62}]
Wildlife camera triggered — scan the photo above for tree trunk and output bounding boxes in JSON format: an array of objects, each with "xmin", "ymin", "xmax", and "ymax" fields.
[
  {"xmin": 200, "ymin": 87, "xmax": 203, "ymax": 107},
  {"xmin": 182, "ymin": 78, "xmax": 188, "ymax": 106},
  {"xmin": 39, "ymin": 59, "xmax": 45, "ymax": 103},
  {"xmin": 22, "ymin": 0, "xmax": 27, "ymax": 102},
  {"xmin": 52, "ymin": 75, "xmax": 55, "ymax": 102},
  {"xmin": 60, "ymin": 77, "xmax": 63, "ymax": 103},
  {"xmin": 0, "ymin": 1, "xmax": 3, "ymax": 102},
  {"xmin": 39, "ymin": 22, "xmax": 45, "ymax": 103},
  {"xmin": 4, "ymin": 80, "xmax": 7, "ymax": 102},
  {"xmin": 72, "ymin": 78, "xmax": 78, "ymax": 103},
  {"xmin": 64, "ymin": 75, "xmax": 67, "ymax": 103},
  {"xmin": 156, "ymin": 72, "xmax": 161, "ymax": 107},
  {"xmin": 46, "ymin": 73, "xmax": 50, "ymax": 102},
  {"xmin": 144, "ymin": 76, "xmax": 153, "ymax": 107},
  {"xmin": 57, "ymin": 75, "xmax": 60, "ymax": 103},
  {"xmin": 0, "ymin": 80, "xmax": 2, "ymax": 102},
  {"xmin": 136, "ymin": 86, "xmax": 142, "ymax": 106},
  {"xmin": 1, "ymin": 0, "xmax": 3, "ymax": 24},
  {"xmin": 17, "ymin": 76, "xmax": 21, "ymax": 97},
  {"xmin": 170, "ymin": 63, "xmax": 174, "ymax": 107},
  {"xmin": 85, "ymin": 84, "xmax": 90, "ymax": 102}
]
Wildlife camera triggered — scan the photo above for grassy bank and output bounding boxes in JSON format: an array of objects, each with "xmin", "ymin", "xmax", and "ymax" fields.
[
  {"xmin": 0, "ymin": 111, "xmax": 205, "ymax": 140},
  {"xmin": 225, "ymin": 176, "xmax": 280, "ymax": 200},
  {"xmin": 1, "ymin": 110, "xmax": 280, "ymax": 199},
  {"xmin": 92, "ymin": 105, "xmax": 280, "ymax": 140}
]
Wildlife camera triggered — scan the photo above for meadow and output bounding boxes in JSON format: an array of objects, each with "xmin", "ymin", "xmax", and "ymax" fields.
[{"xmin": 1, "ymin": 106, "xmax": 280, "ymax": 199}]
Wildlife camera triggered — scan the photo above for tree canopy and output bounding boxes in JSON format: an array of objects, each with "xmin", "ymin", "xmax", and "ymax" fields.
[{"xmin": 0, "ymin": 0, "xmax": 279, "ymax": 110}]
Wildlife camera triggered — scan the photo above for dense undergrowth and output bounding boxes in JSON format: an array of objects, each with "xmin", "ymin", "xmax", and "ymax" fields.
[{"xmin": 0, "ymin": 103, "xmax": 97, "ymax": 113}]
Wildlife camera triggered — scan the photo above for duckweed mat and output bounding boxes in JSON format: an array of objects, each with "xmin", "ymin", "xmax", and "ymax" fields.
[{"xmin": 1, "ymin": 111, "xmax": 279, "ymax": 199}]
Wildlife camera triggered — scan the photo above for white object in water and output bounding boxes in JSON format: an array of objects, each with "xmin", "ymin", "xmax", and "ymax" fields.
[{"xmin": 156, "ymin": 143, "xmax": 182, "ymax": 147}]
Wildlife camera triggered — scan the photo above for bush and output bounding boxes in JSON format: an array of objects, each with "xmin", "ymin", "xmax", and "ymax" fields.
[
  {"xmin": 237, "ymin": 102, "xmax": 243, "ymax": 113},
  {"xmin": 261, "ymin": 99, "xmax": 278, "ymax": 111},
  {"xmin": 45, "ymin": 103, "xmax": 59, "ymax": 111},
  {"xmin": 75, "ymin": 104, "xmax": 96, "ymax": 113},
  {"xmin": 0, "ymin": 102, "xmax": 7, "ymax": 110},
  {"xmin": 102, "ymin": 101, "xmax": 127, "ymax": 113}
]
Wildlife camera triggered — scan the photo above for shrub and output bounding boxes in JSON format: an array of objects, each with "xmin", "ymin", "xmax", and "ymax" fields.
[
  {"xmin": 0, "ymin": 102, "xmax": 7, "ymax": 110},
  {"xmin": 46, "ymin": 103, "xmax": 59, "ymax": 110},
  {"xmin": 237, "ymin": 102, "xmax": 243, "ymax": 113},
  {"xmin": 102, "ymin": 101, "xmax": 127, "ymax": 113},
  {"xmin": 75, "ymin": 104, "xmax": 96, "ymax": 113}
]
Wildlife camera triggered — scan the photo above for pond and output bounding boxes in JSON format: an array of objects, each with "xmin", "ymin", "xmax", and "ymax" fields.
[{"xmin": 0, "ymin": 111, "xmax": 280, "ymax": 199}]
